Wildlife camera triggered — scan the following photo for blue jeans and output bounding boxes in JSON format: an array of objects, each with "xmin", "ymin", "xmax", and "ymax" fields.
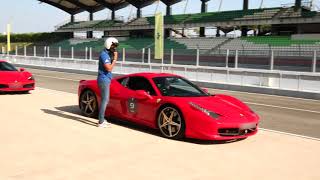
[{"xmin": 98, "ymin": 79, "xmax": 110, "ymax": 124}]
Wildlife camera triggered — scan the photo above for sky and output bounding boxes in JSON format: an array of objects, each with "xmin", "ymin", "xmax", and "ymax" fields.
[{"xmin": 0, "ymin": 0, "xmax": 317, "ymax": 34}]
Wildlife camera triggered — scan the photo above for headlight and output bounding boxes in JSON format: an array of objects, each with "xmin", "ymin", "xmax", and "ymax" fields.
[
  {"xmin": 189, "ymin": 102, "xmax": 220, "ymax": 119},
  {"xmin": 28, "ymin": 76, "xmax": 34, "ymax": 80}
]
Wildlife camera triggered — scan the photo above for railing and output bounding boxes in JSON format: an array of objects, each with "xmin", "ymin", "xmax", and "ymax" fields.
[
  {"xmin": 1, "ymin": 45, "xmax": 318, "ymax": 73},
  {"xmin": 1, "ymin": 54, "xmax": 320, "ymax": 94}
]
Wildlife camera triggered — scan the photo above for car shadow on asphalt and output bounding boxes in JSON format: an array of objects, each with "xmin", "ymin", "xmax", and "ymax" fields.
[
  {"xmin": 0, "ymin": 91, "xmax": 31, "ymax": 95},
  {"xmin": 45, "ymin": 105, "xmax": 246, "ymax": 145}
]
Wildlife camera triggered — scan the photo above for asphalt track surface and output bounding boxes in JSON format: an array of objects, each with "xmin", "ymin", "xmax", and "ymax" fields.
[
  {"xmin": 26, "ymin": 67, "xmax": 320, "ymax": 139},
  {"xmin": 1, "ymin": 67, "xmax": 320, "ymax": 180}
]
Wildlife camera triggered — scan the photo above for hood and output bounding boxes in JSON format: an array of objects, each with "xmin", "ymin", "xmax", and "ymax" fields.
[
  {"xmin": 0, "ymin": 71, "xmax": 32, "ymax": 83},
  {"xmin": 187, "ymin": 95, "xmax": 254, "ymax": 120}
]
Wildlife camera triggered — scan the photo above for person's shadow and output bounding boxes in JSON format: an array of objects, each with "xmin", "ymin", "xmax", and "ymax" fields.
[
  {"xmin": 42, "ymin": 105, "xmax": 245, "ymax": 145},
  {"xmin": 41, "ymin": 106, "xmax": 97, "ymax": 127}
]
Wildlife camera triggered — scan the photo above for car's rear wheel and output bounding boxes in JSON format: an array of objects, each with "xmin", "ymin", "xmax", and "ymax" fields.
[
  {"xmin": 79, "ymin": 90, "xmax": 98, "ymax": 118},
  {"xmin": 157, "ymin": 106, "xmax": 185, "ymax": 139}
]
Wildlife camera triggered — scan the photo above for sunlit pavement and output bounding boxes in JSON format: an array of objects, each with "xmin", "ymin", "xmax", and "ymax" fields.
[{"xmin": 1, "ymin": 88, "xmax": 319, "ymax": 180}]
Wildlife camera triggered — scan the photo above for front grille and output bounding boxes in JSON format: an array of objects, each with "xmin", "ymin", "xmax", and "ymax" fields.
[
  {"xmin": 23, "ymin": 83, "xmax": 34, "ymax": 88},
  {"xmin": 0, "ymin": 84, "xmax": 9, "ymax": 89},
  {"xmin": 218, "ymin": 127, "xmax": 257, "ymax": 137}
]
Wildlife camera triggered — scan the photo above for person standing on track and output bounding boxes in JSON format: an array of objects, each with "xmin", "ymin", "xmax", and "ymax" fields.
[{"xmin": 97, "ymin": 37, "xmax": 119, "ymax": 128}]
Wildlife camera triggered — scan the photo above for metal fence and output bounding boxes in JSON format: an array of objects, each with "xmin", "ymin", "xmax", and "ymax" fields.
[
  {"xmin": 1, "ymin": 45, "xmax": 318, "ymax": 73},
  {"xmin": 1, "ymin": 54, "xmax": 320, "ymax": 94}
]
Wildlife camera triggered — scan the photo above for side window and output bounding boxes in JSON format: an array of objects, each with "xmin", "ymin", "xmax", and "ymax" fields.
[
  {"xmin": 117, "ymin": 77, "xmax": 129, "ymax": 87},
  {"xmin": 127, "ymin": 76, "xmax": 156, "ymax": 96}
]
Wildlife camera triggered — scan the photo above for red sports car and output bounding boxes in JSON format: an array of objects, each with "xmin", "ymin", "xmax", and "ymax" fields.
[
  {"xmin": 0, "ymin": 60, "xmax": 35, "ymax": 92},
  {"xmin": 78, "ymin": 73, "xmax": 259, "ymax": 140}
]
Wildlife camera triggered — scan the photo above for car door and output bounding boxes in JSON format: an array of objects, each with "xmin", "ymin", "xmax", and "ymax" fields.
[
  {"xmin": 125, "ymin": 76, "xmax": 159, "ymax": 127},
  {"xmin": 109, "ymin": 77, "xmax": 135, "ymax": 120}
]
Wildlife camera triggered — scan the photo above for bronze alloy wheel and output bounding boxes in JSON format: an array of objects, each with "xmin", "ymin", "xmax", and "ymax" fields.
[
  {"xmin": 80, "ymin": 90, "xmax": 98, "ymax": 117},
  {"xmin": 158, "ymin": 106, "xmax": 185, "ymax": 139}
]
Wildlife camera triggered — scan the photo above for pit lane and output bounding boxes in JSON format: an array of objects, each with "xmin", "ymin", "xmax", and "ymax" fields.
[{"xmin": 1, "ymin": 68, "xmax": 320, "ymax": 179}]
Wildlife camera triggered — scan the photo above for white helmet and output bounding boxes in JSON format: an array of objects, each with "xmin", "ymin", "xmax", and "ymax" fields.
[{"xmin": 104, "ymin": 37, "xmax": 119, "ymax": 49}]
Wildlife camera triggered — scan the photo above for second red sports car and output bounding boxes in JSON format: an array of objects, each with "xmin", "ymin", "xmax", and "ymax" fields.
[
  {"xmin": 0, "ymin": 60, "xmax": 35, "ymax": 93},
  {"xmin": 78, "ymin": 73, "xmax": 259, "ymax": 140}
]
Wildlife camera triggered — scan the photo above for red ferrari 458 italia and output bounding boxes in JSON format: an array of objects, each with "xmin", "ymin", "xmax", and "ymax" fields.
[
  {"xmin": 0, "ymin": 60, "xmax": 35, "ymax": 92},
  {"xmin": 78, "ymin": 73, "xmax": 259, "ymax": 140}
]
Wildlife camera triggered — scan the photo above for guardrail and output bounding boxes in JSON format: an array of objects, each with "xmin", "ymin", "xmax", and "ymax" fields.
[{"xmin": 1, "ymin": 54, "xmax": 319, "ymax": 94}]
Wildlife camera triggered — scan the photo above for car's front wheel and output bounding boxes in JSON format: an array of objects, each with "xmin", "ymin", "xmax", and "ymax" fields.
[
  {"xmin": 157, "ymin": 106, "xmax": 185, "ymax": 139},
  {"xmin": 79, "ymin": 90, "xmax": 98, "ymax": 118}
]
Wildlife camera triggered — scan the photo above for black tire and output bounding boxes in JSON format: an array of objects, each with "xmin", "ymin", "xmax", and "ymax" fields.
[
  {"xmin": 157, "ymin": 106, "xmax": 185, "ymax": 139},
  {"xmin": 79, "ymin": 90, "xmax": 98, "ymax": 118}
]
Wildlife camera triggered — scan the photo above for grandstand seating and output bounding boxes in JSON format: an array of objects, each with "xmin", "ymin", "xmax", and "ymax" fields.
[
  {"xmin": 184, "ymin": 9, "xmax": 256, "ymax": 24},
  {"xmin": 50, "ymin": 36, "xmax": 320, "ymax": 54},
  {"xmin": 126, "ymin": 17, "xmax": 150, "ymax": 26},
  {"xmin": 59, "ymin": 20, "xmax": 103, "ymax": 30},
  {"xmin": 301, "ymin": 9, "xmax": 318, "ymax": 18},
  {"xmin": 127, "ymin": 10, "xmax": 259, "ymax": 26},
  {"xmin": 171, "ymin": 38, "xmax": 228, "ymax": 50},
  {"xmin": 119, "ymin": 38, "xmax": 153, "ymax": 49},
  {"xmin": 244, "ymin": 36, "xmax": 320, "ymax": 46},
  {"xmin": 220, "ymin": 36, "xmax": 320, "ymax": 52},
  {"xmin": 113, "ymin": 38, "xmax": 187, "ymax": 50},
  {"xmin": 124, "ymin": 7, "xmax": 318, "ymax": 28},
  {"xmin": 58, "ymin": 20, "xmax": 124, "ymax": 30},
  {"xmin": 274, "ymin": 7, "xmax": 318, "ymax": 18},
  {"xmin": 56, "ymin": 7, "xmax": 318, "ymax": 31},
  {"xmin": 279, "ymin": 8, "xmax": 302, "ymax": 18},
  {"xmin": 126, "ymin": 14, "xmax": 192, "ymax": 26},
  {"xmin": 50, "ymin": 38, "xmax": 188, "ymax": 51},
  {"xmin": 164, "ymin": 14, "xmax": 191, "ymax": 24},
  {"xmin": 235, "ymin": 8, "xmax": 281, "ymax": 20},
  {"xmin": 94, "ymin": 20, "xmax": 123, "ymax": 28}
]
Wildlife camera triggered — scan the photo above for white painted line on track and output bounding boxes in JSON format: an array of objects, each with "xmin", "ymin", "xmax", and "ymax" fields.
[
  {"xmin": 246, "ymin": 102, "xmax": 320, "ymax": 114},
  {"xmin": 260, "ymin": 128, "xmax": 320, "ymax": 141}
]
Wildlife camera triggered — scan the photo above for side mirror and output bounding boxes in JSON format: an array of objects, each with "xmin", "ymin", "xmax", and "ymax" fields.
[
  {"xmin": 19, "ymin": 68, "xmax": 25, "ymax": 72},
  {"xmin": 136, "ymin": 90, "xmax": 153, "ymax": 100}
]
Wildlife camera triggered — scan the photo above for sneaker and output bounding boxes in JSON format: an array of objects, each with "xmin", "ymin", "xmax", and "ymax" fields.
[{"xmin": 98, "ymin": 121, "xmax": 111, "ymax": 128}]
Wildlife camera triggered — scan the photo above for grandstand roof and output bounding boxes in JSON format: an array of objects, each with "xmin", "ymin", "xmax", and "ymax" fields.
[
  {"xmin": 55, "ymin": 7, "xmax": 320, "ymax": 33},
  {"xmin": 38, "ymin": 0, "xmax": 182, "ymax": 14}
]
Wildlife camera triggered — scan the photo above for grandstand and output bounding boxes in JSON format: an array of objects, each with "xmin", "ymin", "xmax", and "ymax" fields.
[
  {"xmin": 36, "ymin": 0, "xmax": 319, "ymax": 37},
  {"xmin": 2, "ymin": 0, "xmax": 316, "ymax": 70},
  {"xmin": 55, "ymin": 6, "xmax": 320, "ymax": 35},
  {"xmin": 34, "ymin": 0, "xmax": 318, "ymax": 52},
  {"xmin": 220, "ymin": 36, "xmax": 320, "ymax": 52}
]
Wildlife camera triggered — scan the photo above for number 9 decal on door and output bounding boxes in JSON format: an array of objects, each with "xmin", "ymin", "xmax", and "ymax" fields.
[{"xmin": 128, "ymin": 98, "xmax": 137, "ymax": 113}]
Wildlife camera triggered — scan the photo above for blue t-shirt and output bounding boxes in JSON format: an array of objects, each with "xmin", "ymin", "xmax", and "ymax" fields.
[{"xmin": 97, "ymin": 49, "xmax": 113, "ymax": 82}]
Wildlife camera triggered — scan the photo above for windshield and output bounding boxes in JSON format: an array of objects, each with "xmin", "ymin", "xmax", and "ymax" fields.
[
  {"xmin": 0, "ymin": 62, "xmax": 17, "ymax": 71},
  {"xmin": 153, "ymin": 76, "xmax": 209, "ymax": 97}
]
